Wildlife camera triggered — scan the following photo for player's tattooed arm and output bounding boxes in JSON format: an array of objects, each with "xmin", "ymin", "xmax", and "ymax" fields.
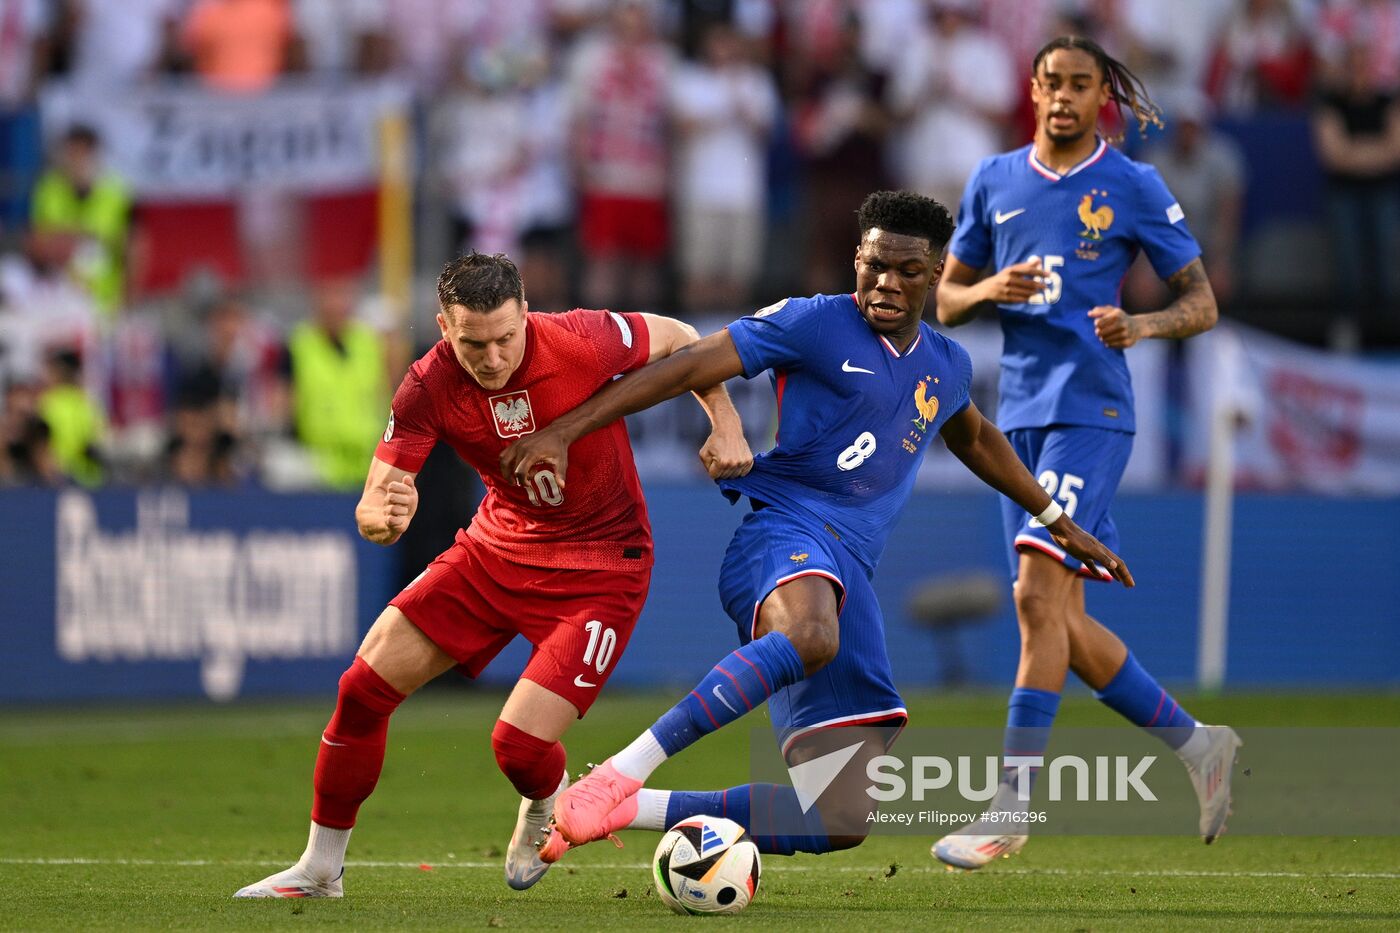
[
  {"xmin": 1092, "ymin": 259, "xmax": 1218, "ymax": 349},
  {"xmin": 1148, "ymin": 258, "xmax": 1219, "ymax": 339}
]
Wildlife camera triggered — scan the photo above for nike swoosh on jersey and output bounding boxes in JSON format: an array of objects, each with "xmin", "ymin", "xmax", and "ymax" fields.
[
  {"xmin": 841, "ymin": 360, "xmax": 875, "ymax": 374},
  {"xmin": 573, "ymin": 674, "xmax": 597, "ymax": 688},
  {"xmin": 994, "ymin": 208, "xmax": 1026, "ymax": 224},
  {"xmin": 712, "ymin": 685, "xmax": 739, "ymax": 715}
]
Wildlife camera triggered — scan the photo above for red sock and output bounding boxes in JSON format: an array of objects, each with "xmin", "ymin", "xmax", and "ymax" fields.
[
  {"xmin": 311, "ymin": 657, "xmax": 406, "ymax": 829},
  {"xmin": 491, "ymin": 720, "xmax": 566, "ymax": 800}
]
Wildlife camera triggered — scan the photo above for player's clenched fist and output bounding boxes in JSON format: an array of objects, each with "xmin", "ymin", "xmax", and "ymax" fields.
[
  {"xmin": 384, "ymin": 475, "xmax": 418, "ymax": 533},
  {"xmin": 359, "ymin": 473, "xmax": 418, "ymax": 545},
  {"xmin": 699, "ymin": 426, "xmax": 754, "ymax": 481},
  {"xmin": 1088, "ymin": 305, "xmax": 1142, "ymax": 349}
]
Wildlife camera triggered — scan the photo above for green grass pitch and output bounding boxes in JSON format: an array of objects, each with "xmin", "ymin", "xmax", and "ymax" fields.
[{"xmin": 3, "ymin": 690, "xmax": 1398, "ymax": 930}]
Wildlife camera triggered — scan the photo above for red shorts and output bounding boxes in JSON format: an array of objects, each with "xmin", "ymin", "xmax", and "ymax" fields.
[
  {"xmin": 390, "ymin": 539, "xmax": 650, "ymax": 716},
  {"xmin": 578, "ymin": 194, "xmax": 669, "ymax": 259}
]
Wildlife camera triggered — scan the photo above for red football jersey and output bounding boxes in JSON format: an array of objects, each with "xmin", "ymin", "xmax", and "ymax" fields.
[{"xmin": 374, "ymin": 309, "xmax": 653, "ymax": 571}]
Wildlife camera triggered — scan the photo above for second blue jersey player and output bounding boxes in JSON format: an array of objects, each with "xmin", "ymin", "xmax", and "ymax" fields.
[
  {"xmin": 501, "ymin": 191, "xmax": 1131, "ymax": 862},
  {"xmin": 933, "ymin": 36, "xmax": 1241, "ymax": 870}
]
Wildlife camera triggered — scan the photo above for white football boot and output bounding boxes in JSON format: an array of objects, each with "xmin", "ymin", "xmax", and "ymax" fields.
[
  {"xmin": 504, "ymin": 772, "xmax": 569, "ymax": 890},
  {"xmin": 1178, "ymin": 724, "xmax": 1242, "ymax": 843},
  {"xmin": 234, "ymin": 864, "xmax": 344, "ymax": 898},
  {"xmin": 931, "ymin": 817, "xmax": 1028, "ymax": 870},
  {"xmin": 933, "ymin": 778, "xmax": 1032, "ymax": 870}
]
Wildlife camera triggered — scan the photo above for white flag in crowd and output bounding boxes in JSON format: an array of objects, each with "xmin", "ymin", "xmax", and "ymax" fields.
[{"xmin": 1185, "ymin": 322, "xmax": 1400, "ymax": 494}]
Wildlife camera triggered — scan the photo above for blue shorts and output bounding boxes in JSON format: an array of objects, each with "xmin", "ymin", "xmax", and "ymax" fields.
[
  {"xmin": 717, "ymin": 504, "xmax": 907, "ymax": 758},
  {"xmin": 1001, "ymin": 426, "xmax": 1132, "ymax": 582}
]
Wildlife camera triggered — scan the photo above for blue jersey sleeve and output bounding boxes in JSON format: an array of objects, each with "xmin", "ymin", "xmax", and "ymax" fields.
[
  {"xmin": 946, "ymin": 161, "xmax": 993, "ymax": 269},
  {"xmin": 948, "ymin": 339, "xmax": 973, "ymax": 418},
  {"xmin": 725, "ymin": 296, "xmax": 826, "ymax": 379},
  {"xmin": 1133, "ymin": 163, "xmax": 1202, "ymax": 280}
]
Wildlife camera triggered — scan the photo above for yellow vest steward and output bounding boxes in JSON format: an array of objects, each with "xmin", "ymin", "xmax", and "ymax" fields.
[
  {"xmin": 31, "ymin": 171, "xmax": 132, "ymax": 315},
  {"xmin": 39, "ymin": 384, "xmax": 105, "ymax": 487},
  {"xmin": 289, "ymin": 322, "xmax": 388, "ymax": 490}
]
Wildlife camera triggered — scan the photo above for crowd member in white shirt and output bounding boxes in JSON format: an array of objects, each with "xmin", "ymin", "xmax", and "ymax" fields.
[
  {"xmin": 886, "ymin": 0, "xmax": 1016, "ymax": 212},
  {"xmin": 66, "ymin": 0, "xmax": 182, "ymax": 89},
  {"xmin": 292, "ymin": 0, "xmax": 390, "ymax": 79},
  {"xmin": 670, "ymin": 20, "xmax": 778, "ymax": 313}
]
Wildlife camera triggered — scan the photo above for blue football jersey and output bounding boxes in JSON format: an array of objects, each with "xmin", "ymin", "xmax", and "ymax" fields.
[
  {"xmin": 947, "ymin": 138, "xmax": 1201, "ymax": 434},
  {"xmin": 720, "ymin": 293, "xmax": 973, "ymax": 572}
]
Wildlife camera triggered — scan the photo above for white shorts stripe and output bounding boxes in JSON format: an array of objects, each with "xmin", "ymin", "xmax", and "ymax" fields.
[
  {"xmin": 1015, "ymin": 534, "xmax": 1113, "ymax": 580},
  {"xmin": 750, "ymin": 569, "xmax": 846, "ymax": 640},
  {"xmin": 779, "ymin": 706, "xmax": 909, "ymax": 757}
]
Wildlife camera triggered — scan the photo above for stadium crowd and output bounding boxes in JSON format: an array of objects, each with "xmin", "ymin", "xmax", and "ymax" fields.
[{"xmin": 0, "ymin": 0, "xmax": 1398, "ymax": 489}]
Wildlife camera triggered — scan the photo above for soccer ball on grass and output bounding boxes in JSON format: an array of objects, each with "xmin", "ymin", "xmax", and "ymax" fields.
[{"xmin": 651, "ymin": 816, "xmax": 761, "ymax": 915}]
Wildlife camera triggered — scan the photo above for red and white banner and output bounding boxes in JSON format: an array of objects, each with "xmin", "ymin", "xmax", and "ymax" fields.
[
  {"xmin": 1184, "ymin": 322, "xmax": 1400, "ymax": 493},
  {"xmin": 40, "ymin": 78, "xmax": 410, "ymax": 200}
]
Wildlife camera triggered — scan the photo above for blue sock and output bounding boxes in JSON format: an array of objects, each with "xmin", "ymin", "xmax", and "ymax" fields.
[
  {"xmin": 665, "ymin": 784, "xmax": 830, "ymax": 855},
  {"xmin": 1002, "ymin": 687, "xmax": 1061, "ymax": 799},
  {"xmin": 649, "ymin": 633, "xmax": 805, "ymax": 757},
  {"xmin": 1094, "ymin": 652, "xmax": 1197, "ymax": 749}
]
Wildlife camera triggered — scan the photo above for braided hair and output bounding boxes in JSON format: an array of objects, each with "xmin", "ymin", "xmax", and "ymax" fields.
[{"xmin": 1032, "ymin": 36, "xmax": 1163, "ymax": 139}]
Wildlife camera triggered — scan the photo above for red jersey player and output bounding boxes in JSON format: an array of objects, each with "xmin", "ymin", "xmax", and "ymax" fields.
[{"xmin": 235, "ymin": 252, "xmax": 751, "ymax": 898}]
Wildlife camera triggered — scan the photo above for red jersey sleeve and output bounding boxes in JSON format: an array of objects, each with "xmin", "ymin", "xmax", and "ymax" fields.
[
  {"xmin": 374, "ymin": 369, "xmax": 439, "ymax": 472},
  {"xmin": 560, "ymin": 309, "xmax": 651, "ymax": 378}
]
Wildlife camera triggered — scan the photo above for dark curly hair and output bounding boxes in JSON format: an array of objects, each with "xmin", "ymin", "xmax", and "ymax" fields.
[
  {"xmin": 1032, "ymin": 36, "xmax": 1163, "ymax": 140},
  {"xmin": 856, "ymin": 191, "xmax": 955, "ymax": 251},
  {"xmin": 436, "ymin": 251, "xmax": 524, "ymax": 314}
]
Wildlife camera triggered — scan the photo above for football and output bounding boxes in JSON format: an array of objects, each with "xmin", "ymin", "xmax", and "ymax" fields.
[{"xmin": 651, "ymin": 816, "xmax": 761, "ymax": 915}]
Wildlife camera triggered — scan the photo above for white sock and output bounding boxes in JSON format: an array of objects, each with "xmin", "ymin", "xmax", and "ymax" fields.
[
  {"xmin": 626, "ymin": 789, "xmax": 671, "ymax": 831},
  {"xmin": 612, "ymin": 730, "xmax": 668, "ymax": 782},
  {"xmin": 1175, "ymin": 724, "xmax": 1211, "ymax": 762},
  {"xmin": 298, "ymin": 822, "xmax": 351, "ymax": 881},
  {"xmin": 992, "ymin": 779, "xmax": 1031, "ymax": 815}
]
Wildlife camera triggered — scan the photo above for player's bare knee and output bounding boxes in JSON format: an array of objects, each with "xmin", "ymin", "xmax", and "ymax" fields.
[
  {"xmin": 816, "ymin": 796, "xmax": 876, "ymax": 846},
  {"xmin": 1013, "ymin": 579, "xmax": 1064, "ymax": 632},
  {"xmin": 786, "ymin": 622, "xmax": 839, "ymax": 675}
]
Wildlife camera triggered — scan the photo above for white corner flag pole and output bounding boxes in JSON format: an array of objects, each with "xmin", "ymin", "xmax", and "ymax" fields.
[{"xmin": 1197, "ymin": 330, "xmax": 1245, "ymax": 692}]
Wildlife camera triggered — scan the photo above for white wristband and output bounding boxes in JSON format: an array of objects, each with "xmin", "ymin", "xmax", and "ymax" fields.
[{"xmin": 1034, "ymin": 500, "xmax": 1064, "ymax": 526}]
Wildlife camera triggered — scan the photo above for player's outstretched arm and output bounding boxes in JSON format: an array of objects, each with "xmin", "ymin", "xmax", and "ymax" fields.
[
  {"xmin": 500, "ymin": 329, "xmax": 747, "ymax": 488},
  {"xmin": 356, "ymin": 456, "xmax": 419, "ymax": 546},
  {"xmin": 641, "ymin": 314, "xmax": 753, "ymax": 480},
  {"xmin": 936, "ymin": 254, "xmax": 1049, "ymax": 327},
  {"xmin": 1089, "ymin": 258, "xmax": 1218, "ymax": 349},
  {"xmin": 939, "ymin": 402, "xmax": 1134, "ymax": 587}
]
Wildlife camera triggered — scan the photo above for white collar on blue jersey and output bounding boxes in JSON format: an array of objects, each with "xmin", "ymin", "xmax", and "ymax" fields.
[
  {"xmin": 1028, "ymin": 136, "xmax": 1108, "ymax": 182},
  {"xmin": 878, "ymin": 332, "xmax": 922, "ymax": 358}
]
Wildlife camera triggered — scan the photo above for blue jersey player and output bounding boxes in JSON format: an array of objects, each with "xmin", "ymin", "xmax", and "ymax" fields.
[
  {"xmin": 932, "ymin": 37, "xmax": 1240, "ymax": 870},
  {"xmin": 501, "ymin": 191, "xmax": 1131, "ymax": 862}
]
